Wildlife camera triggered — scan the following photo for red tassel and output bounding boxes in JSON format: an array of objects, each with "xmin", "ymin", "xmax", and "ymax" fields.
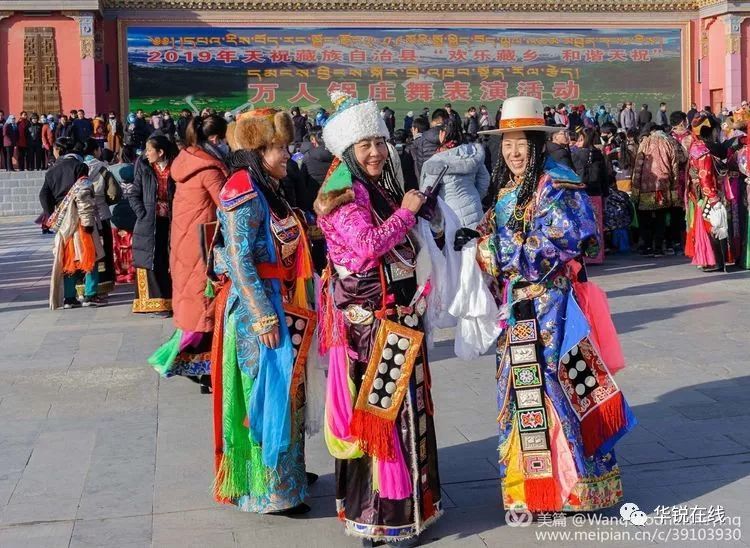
[
  {"xmin": 349, "ymin": 409, "xmax": 396, "ymax": 461},
  {"xmin": 524, "ymin": 476, "xmax": 560, "ymax": 512},
  {"xmin": 581, "ymin": 392, "xmax": 627, "ymax": 457}
]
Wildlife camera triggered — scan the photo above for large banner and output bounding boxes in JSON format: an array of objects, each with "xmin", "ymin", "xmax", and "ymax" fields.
[{"xmin": 126, "ymin": 26, "xmax": 682, "ymax": 118}]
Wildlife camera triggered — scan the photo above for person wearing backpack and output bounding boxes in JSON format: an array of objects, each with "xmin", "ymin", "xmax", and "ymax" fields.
[{"xmin": 84, "ymin": 138, "xmax": 122, "ymax": 298}]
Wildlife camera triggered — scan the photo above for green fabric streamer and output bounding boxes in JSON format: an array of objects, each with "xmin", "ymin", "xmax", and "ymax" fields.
[
  {"xmin": 629, "ymin": 200, "xmax": 639, "ymax": 229},
  {"xmin": 216, "ymin": 312, "xmax": 270, "ymax": 500},
  {"xmin": 321, "ymin": 162, "xmax": 353, "ymax": 193},
  {"xmin": 204, "ymin": 279, "xmax": 215, "ymax": 298},
  {"xmin": 147, "ymin": 329, "xmax": 183, "ymax": 377}
]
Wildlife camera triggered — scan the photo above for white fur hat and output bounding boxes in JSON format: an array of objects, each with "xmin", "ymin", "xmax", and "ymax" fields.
[{"xmin": 322, "ymin": 91, "xmax": 390, "ymax": 158}]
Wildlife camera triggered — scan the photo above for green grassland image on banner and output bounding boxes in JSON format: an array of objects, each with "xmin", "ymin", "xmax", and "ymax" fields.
[{"xmin": 126, "ymin": 26, "xmax": 683, "ymax": 119}]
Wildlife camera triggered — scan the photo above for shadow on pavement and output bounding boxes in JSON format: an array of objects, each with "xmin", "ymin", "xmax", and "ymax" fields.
[{"xmin": 419, "ymin": 375, "xmax": 750, "ymax": 544}]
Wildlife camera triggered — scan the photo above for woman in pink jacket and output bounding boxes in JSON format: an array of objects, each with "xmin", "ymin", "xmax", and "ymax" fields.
[{"xmin": 314, "ymin": 91, "xmax": 441, "ymax": 546}]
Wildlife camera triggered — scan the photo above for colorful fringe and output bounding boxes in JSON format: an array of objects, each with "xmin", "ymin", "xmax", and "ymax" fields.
[
  {"xmin": 211, "ymin": 282, "xmax": 230, "ymax": 502},
  {"xmin": 214, "ymin": 310, "xmax": 270, "ymax": 500}
]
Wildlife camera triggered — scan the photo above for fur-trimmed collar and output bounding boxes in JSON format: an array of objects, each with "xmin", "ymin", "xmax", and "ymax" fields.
[
  {"xmin": 313, "ymin": 187, "xmax": 355, "ymax": 216},
  {"xmin": 313, "ymin": 160, "xmax": 356, "ymax": 217}
]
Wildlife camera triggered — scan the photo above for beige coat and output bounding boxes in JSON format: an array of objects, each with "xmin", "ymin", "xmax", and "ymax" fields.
[{"xmin": 49, "ymin": 178, "xmax": 104, "ymax": 309}]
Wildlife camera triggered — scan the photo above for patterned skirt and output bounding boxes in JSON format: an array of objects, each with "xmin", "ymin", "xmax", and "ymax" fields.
[
  {"xmin": 215, "ymin": 309, "xmax": 307, "ymax": 513},
  {"xmin": 331, "ymin": 271, "xmax": 442, "ymax": 542}
]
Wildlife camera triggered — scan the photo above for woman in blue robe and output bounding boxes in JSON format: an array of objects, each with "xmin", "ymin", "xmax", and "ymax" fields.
[{"xmin": 460, "ymin": 97, "xmax": 636, "ymax": 513}]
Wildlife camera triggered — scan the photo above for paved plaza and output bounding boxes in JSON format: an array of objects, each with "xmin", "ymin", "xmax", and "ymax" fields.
[{"xmin": 1, "ymin": 216, "xmax": 750, "ymax": 548}]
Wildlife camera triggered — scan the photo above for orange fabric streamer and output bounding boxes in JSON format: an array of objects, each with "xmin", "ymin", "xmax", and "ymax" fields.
[{"xmin": 62, "ymin": 225, "xmax": 97, "ymax": 275}]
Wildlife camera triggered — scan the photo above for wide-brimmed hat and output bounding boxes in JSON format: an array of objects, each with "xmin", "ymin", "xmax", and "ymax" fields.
[
  {"xmin": 322, "ymin": 91, "xmax": 390, "ymax": 158},
  {"xmin": 479, "ymin": 96, "xmax": 560, "ymax": 135}
]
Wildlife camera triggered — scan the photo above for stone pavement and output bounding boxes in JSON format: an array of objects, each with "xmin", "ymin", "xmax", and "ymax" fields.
[{"xmin": 1, "ymin": 215, "xmax": 750, "ymax": 548}]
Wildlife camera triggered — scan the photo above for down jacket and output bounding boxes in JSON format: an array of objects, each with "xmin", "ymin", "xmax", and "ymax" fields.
[
  {"xmin": 129, "ymin": 156, "xmax": 175, "ymax": 270},
  {"xmin": 419, "ymin": 143, "xmax": 490, "ymax": 228},
  {"xmin": 169, "ymin": 146, "xmax": 228, "ymax": 333}
]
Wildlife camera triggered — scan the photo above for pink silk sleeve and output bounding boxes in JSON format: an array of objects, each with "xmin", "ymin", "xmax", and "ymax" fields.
[{"xmin": 327, "ymin": 185, "xmax": 416, "ymax": 262}]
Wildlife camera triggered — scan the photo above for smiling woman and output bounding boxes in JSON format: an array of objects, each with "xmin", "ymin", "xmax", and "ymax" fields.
[
  {"xmin": 462, "ymin": 96, "xmax": 637, "ymax": 515},
  {"xmin": 314, "ymin": 91, "xmax": 440, "ymax": 546},
  {"xmin": 207, "ymin": 108, "xmax": 318, "ymax": 517}
]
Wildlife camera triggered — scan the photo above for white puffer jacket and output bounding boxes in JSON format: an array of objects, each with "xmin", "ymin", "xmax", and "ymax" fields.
[{"xmin": 419, "ymin": 143, "xmax": 490, "ymax": 228}]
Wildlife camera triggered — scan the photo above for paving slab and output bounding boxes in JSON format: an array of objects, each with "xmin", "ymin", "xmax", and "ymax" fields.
[{"xmin": 2, "ymin": 218, "xmax": 750, "ymax": 547}]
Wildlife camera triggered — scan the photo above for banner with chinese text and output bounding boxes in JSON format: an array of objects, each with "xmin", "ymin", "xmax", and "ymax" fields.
[{"xmin": 126, "ymin": 26, "xmax": 682, "ymax": 119}]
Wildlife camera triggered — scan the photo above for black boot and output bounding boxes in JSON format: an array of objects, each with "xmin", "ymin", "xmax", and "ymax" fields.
[
  {"xmin": 268, "ymin": 502, "xmax": 311, "ymax": 516},
  {"xmin": 199, "ymin": 375, "xmax": 212, "ymax": 394}
]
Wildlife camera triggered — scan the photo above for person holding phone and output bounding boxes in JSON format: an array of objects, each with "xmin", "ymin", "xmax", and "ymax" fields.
[{"xmin": 314, "ymin": 91, "xmax": 441, "ymax": 546}]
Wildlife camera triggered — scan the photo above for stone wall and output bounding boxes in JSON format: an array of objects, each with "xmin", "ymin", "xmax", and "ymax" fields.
[{"xmin": 0, "ymin": 171, "xmax": 45, "ymax": 217}]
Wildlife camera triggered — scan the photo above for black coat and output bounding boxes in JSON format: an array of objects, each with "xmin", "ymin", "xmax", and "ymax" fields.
[
  {"xmin": 412, "ymin": 127, "xmax": 441, "ymax": 179},
  {"xmin": 463, "ymin": 115, "xmax": 479, "ymax": 137},
  {"xmin": 162, "ymin": 118, "xmax": 176, "ymax": 141},
  {"xmin": 400, "ymin": 143, "xmax": 418, "ymax": 192},
  {"xmin": 176, "ymin": 115, "xmax": 191, "ymax": 141},
  {"xmin": 638, "ymin": 109, "xmax": 652, "ymax": 128},
  {"xmin": 26, "ymin": 122, "xmax": 43, "ymax": 146},
  {"xmin": 129, "ymin": 157, "xmax": 175, "ymax": 270},
  {"xmin": 292, "ymin": 114, "xmax": 308, "ymax": 144},
  {"xmin": 546, "ymin": 142, "xmax": 574, "ymax": 169},
  {"xmin": 39, "ymin": 155, "xmax": 90, "ymax": 215},
  {"xmin": 54, "ymin": 123, "xmax": 74, "ymax": 140},
  {"xmin": 302, "ymin": 145, "xmax": 334, "ymax": 186},
  {"xmin": 572, "ymin": 146, "xmax": 610, "ymax": 197},
  {"xmin": 281, "ymin": 159, "xmax": 319, "ymax": 212}
]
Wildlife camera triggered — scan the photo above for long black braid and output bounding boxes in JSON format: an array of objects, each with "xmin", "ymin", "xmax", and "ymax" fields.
[
  {"xmin": 341, "ymin": 143, "xmax": 404, "ymax": 221},
  {"xmin": 228, "ymin": 149, "xmax": 289, "ymax": 217},
  {"xmin": 486, "ymin": 131, "xmax": 547, "ymax": 231}
]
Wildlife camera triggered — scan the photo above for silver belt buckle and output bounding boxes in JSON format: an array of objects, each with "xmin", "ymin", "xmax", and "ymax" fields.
[{"xmin": 344, "ymin": 304, "xmax": 374, "ymax": 325}]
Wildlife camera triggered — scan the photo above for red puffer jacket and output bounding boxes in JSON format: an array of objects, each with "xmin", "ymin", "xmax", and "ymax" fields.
[{"xmin": 169, "ymin": 146, "xmax": 228, "ymax": 333}]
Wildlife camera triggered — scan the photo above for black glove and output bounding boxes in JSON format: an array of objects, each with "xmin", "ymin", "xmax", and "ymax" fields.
[
  {"xmin": 453, "ymin": 227, "xmax": 480, "ymax": 251},
  {"xmin": 83, "ymin": 225, "xmax": 94, "ymax": 234}
]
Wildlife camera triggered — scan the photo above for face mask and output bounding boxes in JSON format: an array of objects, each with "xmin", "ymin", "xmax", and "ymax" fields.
[{"xmin": 216, "ymin": 142, "xmax": 230, "ymax": 155}]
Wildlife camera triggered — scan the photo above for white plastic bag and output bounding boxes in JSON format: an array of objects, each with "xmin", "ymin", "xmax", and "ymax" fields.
[
  {"xmin": 449, "ymin": 241, "xmax": 501, "ymax": 360},
  {"xmin": 417, "ymin": 198, "xmax": 462, "ymax": 334},
  {"xmin": 708, "ymin": 201, "xmax": 729, "ymax": 240}
]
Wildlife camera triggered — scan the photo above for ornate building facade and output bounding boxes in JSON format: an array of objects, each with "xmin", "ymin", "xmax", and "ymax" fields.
[{"xmin": 0, "ymin": 0, "xmax": 748, "ymax": 116}]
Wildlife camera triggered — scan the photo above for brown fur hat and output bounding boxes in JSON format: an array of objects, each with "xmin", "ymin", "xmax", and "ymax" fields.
[
  {"xmin": 235, "ymin": 108, "xmax": 293, "ymax": 151},
  {"xmin": 225, "ymin": 120, "xmax": 240, "ymax": 152}
]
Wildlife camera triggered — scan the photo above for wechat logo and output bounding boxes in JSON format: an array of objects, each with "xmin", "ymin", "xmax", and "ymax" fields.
[{"xmin": 620, "ymin": 502, "xmax": 648, "ymax": 526}]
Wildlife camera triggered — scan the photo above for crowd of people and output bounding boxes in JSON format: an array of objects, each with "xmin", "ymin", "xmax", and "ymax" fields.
[{"xmin": 30, "ymin": 88, "xmax": 750, "ymax": 546}]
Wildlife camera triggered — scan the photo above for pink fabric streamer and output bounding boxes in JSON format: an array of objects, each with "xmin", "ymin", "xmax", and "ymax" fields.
[
  {"xmin": 548, "ymin": 401, "xmax": 578, "ymax": 505},
  {"xmin": 326, "ymin": 344, "xmax": 355, "ymax": 440},
  {"xmin": 691, "ymin": 217, "xmax": 717, "ymax": 267},
  {"xmin": 179, "ymin": 330, "xmax": 203, "ymax": 351},
  {"xmin": 572, "ymin": 280, "xmax": 625, "ymax": 375},
  {"xmin": 377, "ymin": 427, "xmax": 413, "ymax": 500}
]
